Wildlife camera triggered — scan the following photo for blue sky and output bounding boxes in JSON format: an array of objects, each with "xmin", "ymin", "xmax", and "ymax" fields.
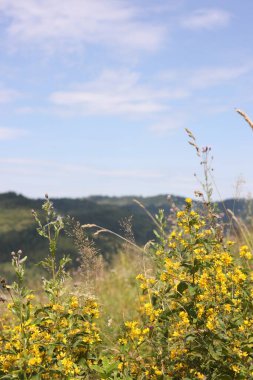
[{"xmin": 0, "ymin": 0, "xmax": 253, "ymax": 199}]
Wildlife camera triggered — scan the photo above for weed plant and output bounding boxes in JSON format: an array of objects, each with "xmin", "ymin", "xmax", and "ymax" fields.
[{"xmin": 0, "ymin": 198, "xmax": 101, "ymax": 379}]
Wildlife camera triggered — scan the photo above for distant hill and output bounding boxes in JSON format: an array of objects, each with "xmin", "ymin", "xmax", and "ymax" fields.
[{"xmin": 0, "ymin": 192, "xmax": 251, "ymax": 268}]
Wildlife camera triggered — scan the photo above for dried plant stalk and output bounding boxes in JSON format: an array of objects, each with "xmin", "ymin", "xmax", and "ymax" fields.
[
  {"xmin": 236, "ymin": 108, "xmax": 253, "ymax": 131},
  {"xmin": 65, "ymin": 217, "xmax": 104, "ymax": 287}
]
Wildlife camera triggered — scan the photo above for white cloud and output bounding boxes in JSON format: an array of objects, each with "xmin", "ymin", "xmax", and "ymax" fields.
[
  {"xmin": 0, "ymin": 0, "xmax": 166, "ymax": 52},
  {"xmin": 0, "ymin": 127, "xmax": 26, "ymax": 140},
  {"xmin": 19, "ymin": 62, "xmax": 252, "ymax": 131},
  {"xmin": 149, "ymin": 63, "xmax": 253, "ymax": 133},
  {"xmin": 49, "ymin": 69, "xmax": 189, "ymax": 116},
  {"xmin": 188, "ymin": 66, "xmax": 252, "ymax": 89},
  {"xmin": 49, "ymin": 63, "xmax": 252, "ymax": 120},
  {"xmin": 181, "ymin": 8, "xmax": 231, "ymax": 30},
  {"xmin": 159, "ymin": 64, "xmax": 253, "ymax": 91}
]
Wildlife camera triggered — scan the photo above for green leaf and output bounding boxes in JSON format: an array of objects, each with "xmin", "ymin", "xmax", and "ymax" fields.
[
  {"xmin": 208, "ymin": 345, "xmax": 222, "ymax": 361},
  {"xmin": 91, "ymin": 365, "xmax": 106, "ymax": 374},
  {"xmin": 177, "ymin": 281, "xmax": 188, "ymax": 294},
  {"xmin": 188, "ymin": 285, "xmax": 197, "ymax": 296}
]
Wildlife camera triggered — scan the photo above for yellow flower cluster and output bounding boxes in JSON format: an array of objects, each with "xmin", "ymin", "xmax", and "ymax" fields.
[
  {"xmin": 116, "ymin": 199, "xmax": 253, "ymax": 379},
  {"xmin": 0, "ymin": 295, "xmax": 101, "ymax": 378},
  {"xmin": 239, "ymin": 244, "xmax": 252, "ymax": 260}
]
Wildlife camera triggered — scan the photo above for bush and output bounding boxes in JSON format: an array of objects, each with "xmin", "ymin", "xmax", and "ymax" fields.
[
  {"xmin": 114, "ymin": 199, "xmax": 253, "ymax": 379},
  {"xmin": 0, "ymin": 198, "xmax": 101, "ymax": 379}
]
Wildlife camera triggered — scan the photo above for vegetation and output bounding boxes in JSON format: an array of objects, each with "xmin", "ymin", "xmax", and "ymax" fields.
[
  {"xmin": 0, "ymin": 111, "xmax": 253, "ymax": 378},
  {"xmin": 0, "ymin": 192, "xmax": 252, "ymax": 269}
]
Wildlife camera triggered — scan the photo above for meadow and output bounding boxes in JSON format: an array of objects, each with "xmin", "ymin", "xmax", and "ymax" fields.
[{"xmin": 0, "ymin": 111, "xmax": 253, "ymax": 379}]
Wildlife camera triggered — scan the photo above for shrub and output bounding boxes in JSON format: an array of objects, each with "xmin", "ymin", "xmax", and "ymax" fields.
[
  {"xmin": 0, "ymin": 198, "xmax": 101, "ymax": 379},
  {"xmin": 114, "ymin": 199, "xmax": 253, "ymax": 379}
]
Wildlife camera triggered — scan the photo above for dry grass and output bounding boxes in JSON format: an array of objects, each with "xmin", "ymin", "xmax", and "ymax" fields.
[{"xmin": 236, "ymin": 108, "xmax": 253, "ymax": 131}]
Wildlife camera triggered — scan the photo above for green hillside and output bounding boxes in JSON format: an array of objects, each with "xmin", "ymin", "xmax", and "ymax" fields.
[{"xmin": 0, "ymin": 192, "xmax": 251, "ymax": 269}]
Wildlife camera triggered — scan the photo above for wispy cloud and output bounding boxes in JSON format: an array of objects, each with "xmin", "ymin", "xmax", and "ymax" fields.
[
  {"xmin": 0, "ymin": 158, "xmax": 164, "ymax": 180},
  {"xmin": 159, "ymin": 64, "xmax": 252, "ymax": 91},
  {"xmin": 0, "ymin": 127, "xmax": 26, "ymax": 140},
  {"xmin": 187, "ymin": 66, "xmax": 251, "ymax": 89},
  {"xmin": 51, "ymin": 64, "xmax": 251, "ymax": 118},
  {"xmin": 0, "ymin": 88, "xmax": 18, "ymax": 103},
  {"xmin": 49, "ymin": 69, "xmax": 188, "ymax": 116},
  {"xmin": 181, "ymin": 8, "xmax": 231, "ymax": 30},
  {"xmin": 0, "ymin": 0, "xmax": 166, "ymax": 53},
  {"xmin": 150, "ymin": 63, "xmax": 253, "ymax": 133}
]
